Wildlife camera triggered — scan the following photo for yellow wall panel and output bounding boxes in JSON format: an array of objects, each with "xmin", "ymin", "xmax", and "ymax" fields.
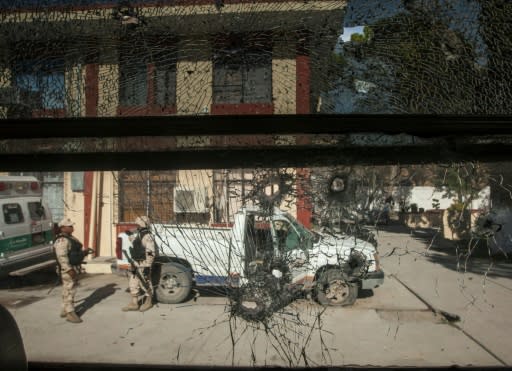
[
  {"xmin": 0, "ymin": 68, "xmax": 10, "ymax": 118},
  {"xmin": 272, "ymin": 40, "xmax": 296, "ymax": 114},
  {"xmin": 176, "ymin": 60, "xmax": 212, "ymax": 115},
  {"xmin": 97, "ymin": 64, "xmax": 119, "ymax": 117}
]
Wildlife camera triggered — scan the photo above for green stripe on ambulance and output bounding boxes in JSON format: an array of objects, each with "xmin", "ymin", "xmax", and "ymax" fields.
[{"xmin": 0, "ymin": 234, "xmax": 36, "ymax": 254}]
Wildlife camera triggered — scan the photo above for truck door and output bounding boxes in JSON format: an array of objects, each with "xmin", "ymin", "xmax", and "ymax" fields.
[
  {"xmin": 271, "ymin": 219, "xmax": 308, "ymax": 278},
  {"xmin": 244, "ymin": 214, "xmax": 257, "ymax": 271}
]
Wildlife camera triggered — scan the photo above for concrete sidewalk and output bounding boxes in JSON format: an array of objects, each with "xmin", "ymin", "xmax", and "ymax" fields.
[
  {"xmin": 376, "ymin": 228, "xmax": 512, "ymax": 366},
  {"xmin": 3, "ymin": 270, "xmax": 504, "ymax": 368}
]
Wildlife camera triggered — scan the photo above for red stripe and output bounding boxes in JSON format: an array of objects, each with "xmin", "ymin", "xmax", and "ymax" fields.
[
  {"xmin": 211, "ymin": 103, "xmax": 273, "ymax": 115},
  {"xmin": 85, "ymin": 64, "xmax": 99, "ymax": 117},
  {"xmin": 296, "ymin": 168, "xmax": 312, "ymax": 229},
  {"xmin": 296, "ymin": 55, "xmax": 310, "ymax": 114},
  {"xmin": 83, "ymin": 172, "xmax": 94, "ymax": 248}
]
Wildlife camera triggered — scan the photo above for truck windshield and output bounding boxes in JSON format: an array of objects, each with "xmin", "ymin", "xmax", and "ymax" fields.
[
  {"xmin": 287, "ymin": 214, "xmax": 315, "ymax": 250},
  {"xmin": 272, "ymin": 214, "xmax": 314, "ymax": 252}
]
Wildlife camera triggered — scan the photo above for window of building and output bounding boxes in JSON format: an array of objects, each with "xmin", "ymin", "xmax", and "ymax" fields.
[
  {"xmin": 11, "ymin": 57, "xmax": 65, "ymax": 118},
  {"xmin": 118, "ymin": 40, "xmax": 177, "ymax": 116},
  {"xmin": 119, "ymin": 58, "xmax": 147, "ymax": 107},
  {"xmin": 154, "ymin": 48, "xmax": 177, "ymax": 107},
  {"xmin": 212, "ymin": 34, "xmax": 272, "ymax": 114},
  {"xmin": 118, "ymin": 170, "xmax": 176, "ymax": 222}
]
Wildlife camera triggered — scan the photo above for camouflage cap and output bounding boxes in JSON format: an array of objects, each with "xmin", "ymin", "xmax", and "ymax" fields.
[{"xmin": 58, "ymin": 218, "xmax": 75, "ymax": 227}]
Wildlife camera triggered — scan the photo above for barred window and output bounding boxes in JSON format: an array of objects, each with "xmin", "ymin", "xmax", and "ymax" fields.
[{"xmin": 213, "ymin": 35, "xmax": 272, "ymax": 104}]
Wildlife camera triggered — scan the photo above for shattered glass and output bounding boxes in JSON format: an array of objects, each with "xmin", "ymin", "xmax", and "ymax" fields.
[{"xmin": 0, "ymin": 0, "xmax": 512, "ymax": 369}]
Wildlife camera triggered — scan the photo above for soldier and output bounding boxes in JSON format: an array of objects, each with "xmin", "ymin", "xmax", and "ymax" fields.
[
  {"xmin": 122, "ymin": 215, "xmax": 156, "ymax": 312},
  {"xmin": 54, "ymin": 218, "xmax": 88, "ymax": 324}
]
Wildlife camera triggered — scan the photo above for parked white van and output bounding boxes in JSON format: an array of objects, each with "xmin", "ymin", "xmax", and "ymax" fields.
[{"xmin": 0, "ymin": 176, "xmax": 55, "ymax": 278}]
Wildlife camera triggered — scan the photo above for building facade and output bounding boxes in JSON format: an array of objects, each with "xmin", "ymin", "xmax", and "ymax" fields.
[{"xmin": 0, "ymin": 0, "xmax": 345, "ymax": 257}]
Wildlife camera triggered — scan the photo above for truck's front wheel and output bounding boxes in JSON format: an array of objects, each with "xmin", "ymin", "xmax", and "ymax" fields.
[
  {"xmin": 155, "ymin": 263, "xmax": 193, "ymax": 304},
  {"xmin": 315, "ymin": 269, "xmax": 358, "ymax": 306}
]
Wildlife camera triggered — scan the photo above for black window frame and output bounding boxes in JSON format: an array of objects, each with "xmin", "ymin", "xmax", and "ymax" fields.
[
  {"xmin": 9, "ymin": 43, "xmax": 67, "ymax": 118},
  {"xmin": 213, "ymin": 34, "xmax": 273, "ymax": 105},
  {"xmin": 118, "ymin": 38, "xmax": 178, "ymax": 115}
]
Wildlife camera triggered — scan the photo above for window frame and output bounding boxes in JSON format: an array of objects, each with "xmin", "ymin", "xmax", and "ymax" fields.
[
  {"xmin": 212, "ymin": 33, "xmax": 273, "ymax": 115},
  {"xmin": 117, "ymin": 38, "xmax": 178, "ymax": 116},
  {"xmin": 11, "ymin": 52, "xmax": 66, "ymax": 118},
  {"xmin": 117, "ymin": 170, "xmax": 177, "ymax": 223}
]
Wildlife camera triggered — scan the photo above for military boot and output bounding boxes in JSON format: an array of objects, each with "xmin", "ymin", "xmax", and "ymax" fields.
[
  {"xmin": 66, "ymin": 311, "xmax": 83, "ymax": 324},
  {"xmin": 122, "ymin": 296, "xmax": 139, "ymax": 312},
  {"xmin": 139, "ymin": 296, "xmax": 153, "ymax": 312},
  {"xmin": 60, "ymin": 309, "xmax": 67, "ymax": 318}
]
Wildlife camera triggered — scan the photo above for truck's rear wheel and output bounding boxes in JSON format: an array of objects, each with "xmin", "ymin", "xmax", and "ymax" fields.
[
  {"xmin": 155, "ymin": 263, "xmax": 193, "ymax": 304},
  {"xmin": 315, "ymin": 268, "xmax": 358, "ymax": 306}
]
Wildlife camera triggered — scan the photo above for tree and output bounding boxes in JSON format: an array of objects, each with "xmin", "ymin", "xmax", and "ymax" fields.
[
  {"xmin": 476, "ymin": 0, "xmax": 512, "ymax": 113},
  {"xmin": 350, "ymin": 25, "xmax": 374, "ymax": 43},
  {"xmin": 348, "ymin": 6, "xmax": 480, "ymax": 113},
  {"xmin": 433, "ymin": 163, "xmax": 489, "ymax": 240}
]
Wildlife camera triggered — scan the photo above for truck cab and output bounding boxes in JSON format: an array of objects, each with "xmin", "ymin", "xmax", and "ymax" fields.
[
  {"xmin": 234, "ymin": 208, "xmax": 383, "ymax": 306},
  {"xmin": 0, "ymin": 176, "xmax": 55, "ymax": 278}
]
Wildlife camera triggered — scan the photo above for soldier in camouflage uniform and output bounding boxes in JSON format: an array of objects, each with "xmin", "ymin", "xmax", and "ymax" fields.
[
  {"xmin": 122, "ymin": 215, "xmax": 156, "ymax": 312},
  {"xmin": 54, "ymin": 218, "xmax": 87, "ymax": 324}
]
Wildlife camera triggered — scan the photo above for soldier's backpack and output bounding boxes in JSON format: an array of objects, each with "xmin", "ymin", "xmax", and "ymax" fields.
[
  {"xmin": 129, "ymin": 228, "xmax": 150, "ymax": 261},
  {"xmin": 57, "ymin": 234, "xmax": 85, "ymax": 266}
]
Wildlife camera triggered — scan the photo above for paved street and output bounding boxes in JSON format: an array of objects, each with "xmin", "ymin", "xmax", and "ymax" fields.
[
  {"xmin": 1, "ymin": 228, "xmax": 511, "ymax": 368},
  {"xmin": 376, "ymin": 226, "xmax": 512, "ymax": 366}
]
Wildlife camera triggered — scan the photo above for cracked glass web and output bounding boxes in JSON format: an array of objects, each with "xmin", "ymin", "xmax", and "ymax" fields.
[{"xmin": 0, "ymin": 0, "xmax": 511, "ymax": 369}]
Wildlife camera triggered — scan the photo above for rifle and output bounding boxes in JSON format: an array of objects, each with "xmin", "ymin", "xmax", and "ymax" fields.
[{"xmin": 123, "ymin": 249, "xmax": 151, "ymax": 294}]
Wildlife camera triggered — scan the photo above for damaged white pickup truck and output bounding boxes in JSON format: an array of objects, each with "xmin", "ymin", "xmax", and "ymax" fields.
[{"xmin": 116, "ymin": 207, "xmax": 384, "ymax": 320}]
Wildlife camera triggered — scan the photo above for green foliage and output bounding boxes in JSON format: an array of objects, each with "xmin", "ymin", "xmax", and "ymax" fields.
[
  {"xmin": 363, "ymin": 26, "xmax": 374, "ymax": 41},
  {"xmin": 329, "ymin": 52, "xmax": 347, "ymax": 68},
  {"xmin": 350, "ymin": 33, "xmax": 365, "ymax": 43},
  {"xmin": 434, "ymin": 163, "xmax": 488, "ymax": 206},
  {"xmin": 478, "ymin": 0, "xmax": 512, "ymax": 114},
  {"xmin": 350, "ymin": 26, "xmax": 374, "ymax": 43},
  {"xmin": 358, "ymin": 12, "xmax": 479, "ymax": 113},
  {"xmin": 447, "ymin": 200, "xmax": 466, "ymax": 213}
]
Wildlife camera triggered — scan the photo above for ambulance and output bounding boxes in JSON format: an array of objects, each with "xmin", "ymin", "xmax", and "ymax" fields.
[{"xmin": 0, "ymin": 176, "xmax": 56, "ymax": 278}]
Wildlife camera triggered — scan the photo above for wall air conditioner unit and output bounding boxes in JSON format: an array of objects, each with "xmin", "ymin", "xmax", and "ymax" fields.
[{"xmin": 173, "ymin": 186, "xmax": 208, "ymax": 213}]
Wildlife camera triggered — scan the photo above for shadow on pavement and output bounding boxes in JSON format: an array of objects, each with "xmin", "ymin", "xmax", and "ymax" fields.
[
  {"xmin": 75, "ymin": 283, "xmax": 120, "ymax": 317},
  {"xmin": 374, "ymin": 222, "xmax": 512, "ymax": 279},
  {"xmin": 410, "ymin": 228, "xmax": 512, "ymax": 279},
  {"xmin": 373, "ymin": 223, "xmax": 413, "ymax": 235},
  {"xmin": 358, "ymin": 289, "xmax": 374, "ymax": 299},
  {"xmin": 195, "ymin": 286, "xmax": 232, "ymax": 297},
  {"xmin": 423, "ymin": 253, "xmax": 512, "ymax": 279},
  {"xmin": 0, "ymin": 266, "xmax": 58, "ymax": 291}
]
